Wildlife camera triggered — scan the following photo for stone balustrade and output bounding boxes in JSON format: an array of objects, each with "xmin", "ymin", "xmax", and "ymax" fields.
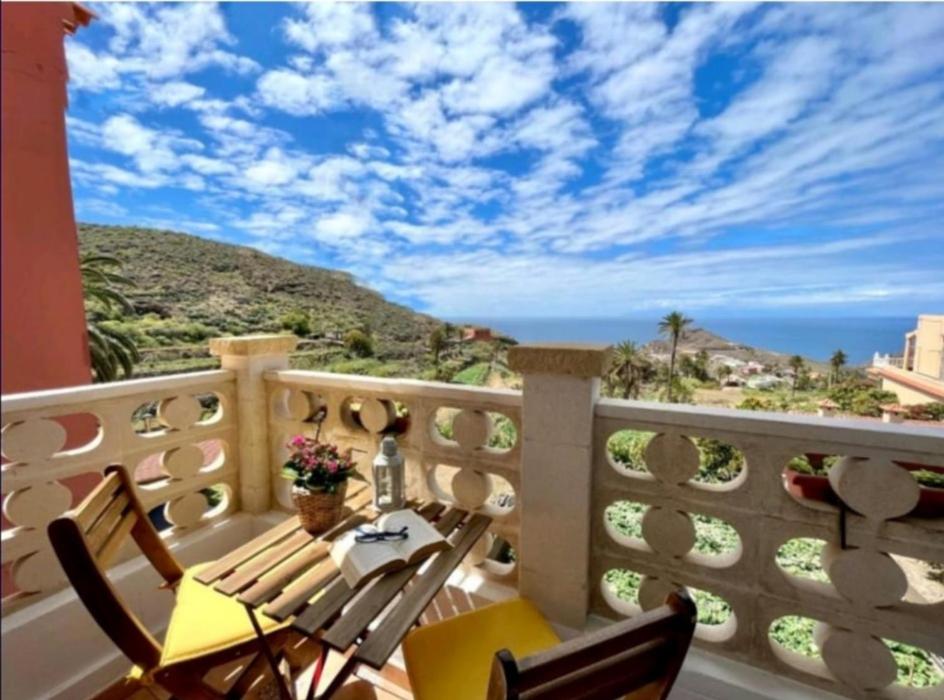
[
  {"xmin": 1, "ymin": 369, "xmax": 240, "ymax": 613},
  {"xmin": 264, "ymin": 369, "xmax": 521, "ymax": 583},
  {"xmin": 588, "ymin": 399, "xmax": 943, "ymax": 699},
  {"xmin": 2, "ymin": 335, "xmax": 942, "ymax": 700}
]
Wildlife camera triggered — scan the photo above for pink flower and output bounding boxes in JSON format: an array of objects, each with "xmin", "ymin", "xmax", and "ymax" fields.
[
  {"xmin": 326, "ymin": 460, "xmax": 339, "ymax": 473},
  {"xmin": 290, "ymin": 436, "xmax": 306, "ymax": 448}
]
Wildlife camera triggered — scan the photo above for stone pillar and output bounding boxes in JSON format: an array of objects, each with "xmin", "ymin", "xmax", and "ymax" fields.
[
  {"xmin": 508, "ymin": 343, "xmax": 611, "ymax": 628},
  {"xmin": 210, "ymin": 334, "xmax": 298, "ymax": 513}
]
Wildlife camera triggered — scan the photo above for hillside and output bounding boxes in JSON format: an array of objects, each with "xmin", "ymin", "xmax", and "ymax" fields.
[
  {"xmin": 645, "ymin": 327, "xmax": 829, "ymax": 372},
  {"xmin": 78, "ymin": 223, "xmax": 440, "ymax": 351}
]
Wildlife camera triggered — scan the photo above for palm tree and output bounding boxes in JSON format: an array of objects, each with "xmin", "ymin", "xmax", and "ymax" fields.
[
  {"xmin": 829, "ymin": 349, "xmax": 847, "ymax": 388},
  {"xmin": 81, "ymin": 254, "xmax": 140, "ymax": 382},
  {"xmin": 610, "ymin": 341, "xmax": 646, "ymax": 399},
  {"xmin": 716, "ymin": 364, "xmax": 733, "ymax": 384},
  {"xmin": 788, "ymin": 355, "xmax": 805, "ymax": 396},
  {"xmin": 658, "ymin": 311, "xmax": 692, "ymax": 402},
  {"xmin": 429, "ymin": 327, "xmax": 446, "ymax": 367}
]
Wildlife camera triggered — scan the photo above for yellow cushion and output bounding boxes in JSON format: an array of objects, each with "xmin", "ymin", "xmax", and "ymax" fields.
[
  {"xmin": 160, "ymin": 562, "xmax": 289, "ymax": 666},
  {"xmin": 403, "ymin": 598, "xmax": 561, "ymax": 700}
]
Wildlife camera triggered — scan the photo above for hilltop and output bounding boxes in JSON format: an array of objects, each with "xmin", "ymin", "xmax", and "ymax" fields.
[
  {"xmin": 645, "ymin": 327, "xmax": 829, "ymax": 373},
  {"xmin": 78, "ymin": 223, "xmax": 439, "ymax": 349}
]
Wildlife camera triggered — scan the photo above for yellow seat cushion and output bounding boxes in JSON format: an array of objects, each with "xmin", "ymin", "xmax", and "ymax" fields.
[
  {"xmin": 160, "ymin": 562, "xmax": 289, "ymax": 666},
  {"xmin": 403, "ymin": 598, "xmax": 560, "ymax": 700}
]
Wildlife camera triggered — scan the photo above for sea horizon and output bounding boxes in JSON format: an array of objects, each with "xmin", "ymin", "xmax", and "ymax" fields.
[{"xmin": 455, "ymin": 316, "xmax": 919, "ymax": 365}]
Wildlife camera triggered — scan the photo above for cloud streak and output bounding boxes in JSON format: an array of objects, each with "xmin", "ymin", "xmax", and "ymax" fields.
[{"xmin": 65, "ymin": 2, "xmax": 944, "ymax": 318}]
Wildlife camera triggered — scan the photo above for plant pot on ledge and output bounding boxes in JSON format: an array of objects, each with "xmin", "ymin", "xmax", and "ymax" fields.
[
  {"xmin": 783, "ymin": 456, "xmax": 944, "ymax": 518},
  {"xmin": 292, "ymin": 482, "xmax": 347, "ymax": 534}
]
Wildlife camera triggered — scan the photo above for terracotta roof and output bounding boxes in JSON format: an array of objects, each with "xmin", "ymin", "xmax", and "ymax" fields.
[{"xmin": 873, "ymin": 366, "xmax": 944, "ymax": 401}]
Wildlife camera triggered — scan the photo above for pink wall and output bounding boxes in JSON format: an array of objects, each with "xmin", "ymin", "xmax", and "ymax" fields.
[
  {"xmin": 1, "ymin": 3, "xmax": 97, "ymax": 599},
  {"xmin": 1, "ymin": 2, "xmax": 93, "ymax": 395}
]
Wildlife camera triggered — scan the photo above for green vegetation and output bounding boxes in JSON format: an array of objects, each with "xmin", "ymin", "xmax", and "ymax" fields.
[
  {"xmin": 279, "ymin": 309, "xmax": 312, "ymax": 337},
  {"xmin": 81, "ymin": 253, "xmax": 141, "ymax": 382},
  {"xmin": 829, "ymin": 348, "xmax": 848, "ymax": 387},
  {"xmin": 343, "ymin": 329, "xmax": 374, "ymax": 358},
  {"xmin": 609, "ymin": 341, "xmax": 651, "ymax": 399},
  {"xmin": 658, "ymin": 310, "xmax": 693, "ymax": 403},
  {"xmin": 451, "ymin": 362, "xmax": 491, "ymax": 386},
  {"xmin": 78, "ymin": 222, "xmax": 439, "ymax": 357}
]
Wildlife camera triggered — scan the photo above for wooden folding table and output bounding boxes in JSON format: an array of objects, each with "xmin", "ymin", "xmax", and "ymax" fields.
[{"xmin": 193, "ymin": 484, "xmax": 493, "ymax": 699}]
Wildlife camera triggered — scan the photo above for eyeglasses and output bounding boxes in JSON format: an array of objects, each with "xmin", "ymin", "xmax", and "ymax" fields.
[{"xmin": 354, "ymin": 525, "xmax": 409, "ymax": 543}]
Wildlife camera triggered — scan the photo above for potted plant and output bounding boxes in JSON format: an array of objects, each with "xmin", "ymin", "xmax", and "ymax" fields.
[
  {"xmin": 783, "ymin": 454, "xmax": 839, "ymax": 506},
  {"xmin": 783, "ymin": 455, "xmax": 944, "ymax": 517},
  {"xmin": 282, "ymin": 436, "xmax": 363, "ymax": 533}
]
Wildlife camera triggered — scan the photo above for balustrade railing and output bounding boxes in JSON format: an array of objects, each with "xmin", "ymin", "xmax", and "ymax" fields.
[
  {"xmin": 1, "ymin": 370, "xmax": 240, "ymax": 613},
  {"xmin": 589, "ymin": 399, "xmax": 943, "ymax": 699},
  {"xmin": 2, "ymin": 335, "xmax": 942, "ymax": 700},
  {"xmin": 264, "ymin": 370, "xmax": 521, "ymax": 582}
]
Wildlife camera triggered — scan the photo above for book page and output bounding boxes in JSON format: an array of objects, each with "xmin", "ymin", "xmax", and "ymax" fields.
[
  {"xmin": 378, "ymin": 510, "xmax": 451, "ymax": 565},
  {"xmin": 330, "ymin": 530, "xmax": 404, "ymax": 588}
]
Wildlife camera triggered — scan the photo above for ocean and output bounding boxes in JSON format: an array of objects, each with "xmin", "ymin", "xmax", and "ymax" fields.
[{"xmin": 457, "ymin": 317, "xmax": 917, "ymax": 365}]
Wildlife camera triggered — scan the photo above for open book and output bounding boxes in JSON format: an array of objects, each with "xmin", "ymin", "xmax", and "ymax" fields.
[{"xmin": 330, "ymin": 509, "xmax": 451, "ymax": 588}]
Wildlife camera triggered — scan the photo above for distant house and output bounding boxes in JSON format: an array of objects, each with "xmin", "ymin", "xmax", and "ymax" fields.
[
  {"xmin": 747, "ymin": 374, "xmax": 786, "ymax": 390},
  {"xmin": 868, "ymin": 314, "xmax": 944, "ymax": 405},
  {"xmin": 742, "ymin": 361, "xmax": 765, "ymax": 376},
  {"xmin": 462, "ymin": 326, "xmax": 493, "ymax": 342}
]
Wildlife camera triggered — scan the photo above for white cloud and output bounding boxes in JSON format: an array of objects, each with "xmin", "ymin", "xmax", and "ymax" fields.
[
  {"xmin": 314, "ymin": 210, "xmax": 374, "ymax": 241},
  {"xmin": 65, "ymin": 42, "xmax": 122, "ymax": 91},
  {"xmin": 67, "ymin": 3, "xmax": 944, "ymax": 317},
  {"xmin": 151, "ymin": 81, "xmax": 206, "ymax": 108},
  {"xmin": 66, "ymin": 2, "xmax": 257, "ymax": 109}
]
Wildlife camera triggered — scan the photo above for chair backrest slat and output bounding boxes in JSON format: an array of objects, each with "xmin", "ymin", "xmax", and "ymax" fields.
[
  {"xmin": 48, "ymin": 464, "xmax": 185, "ymax": 672},
  {"xmin": 487, "ymin": 591, "xmax": 696, "ymax": 700},
  {"xmin": 48, "ymin": 514, "xmax": 163, "ymax": 670},
  {"xmin": 74, "ymin": 471, "xmax": 123, "ymax": 532},
  {"xmin": 96, "ymin": 510, "xmax": 139, "ymax": 568},
  {"xmin": 519, "ymin": 639, "xmax": 669, "ymax": 700},
  {"xmin": 85, "ymin": 492, "xmax": 132, "ymax": 553}
]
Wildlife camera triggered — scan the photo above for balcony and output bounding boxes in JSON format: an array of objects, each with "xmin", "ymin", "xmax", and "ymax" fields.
[{"xmin": 2, "ymin": 336, "xmax": 942, "ymax": 700}]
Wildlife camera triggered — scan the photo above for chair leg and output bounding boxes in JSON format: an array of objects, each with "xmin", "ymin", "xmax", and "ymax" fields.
[{"xmin": 226, "ymin": 652, "xmax": 281, "ymax": 699}]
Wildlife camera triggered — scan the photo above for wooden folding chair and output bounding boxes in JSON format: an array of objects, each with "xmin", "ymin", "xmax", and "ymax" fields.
[
  {"xmin": 403, "ymin": 591, "xmax": 696, "ymax": 700},
  {"xmin": 48, "ymin": 465, "xmax": 293, "ymax": 700}
]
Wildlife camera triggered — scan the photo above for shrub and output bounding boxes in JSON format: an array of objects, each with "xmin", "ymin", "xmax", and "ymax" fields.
[
  {"xmin": 828, "ymin": 379, "xmax": 897, "ymax": 417},
  {"xmin": 907, "ymin": 402, "xmax": 944, "ymax": 422},
  {"xmin": 607, "ymin": 431, "xmax": 650, "ymax": 472},
  {"xmin": 695, "ymin": 438, "xmax": 744, "ymax": 482},
  {"xmin": 344, "ymin": 329, "xmax": 374, "ymax": 357},
  {"xmin": 279, "ymin": 309, "xmax": 312, "ymax": 337}
]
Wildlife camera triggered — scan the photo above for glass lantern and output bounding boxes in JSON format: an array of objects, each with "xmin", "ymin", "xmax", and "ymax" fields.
[{"xmin": 372, "ymin": 435, "xmax": 405, "ymax": 512}]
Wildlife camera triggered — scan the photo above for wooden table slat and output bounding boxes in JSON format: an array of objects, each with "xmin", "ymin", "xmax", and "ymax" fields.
[
  {"xmin": 263, "ymin": 561, "xmax": 342, "ymax": 621},
  {"xmin": 291, "ymin": 576, "xmax": 360, "ymax": 636},
  {"xmin": 210, "ymin": 489, "xmax": 376, "ymax": 593},
  {"xmin": 193, "ymin": 515, "xmax": 300, "ymax": 584},
  {"xmin": 237, "ymin": 541, "xmax": 331, "ymax": 606},
  {"xmin": 354, "ymin": 513, "xmax": 492, "ymax": 669},
  {"xmin": 215, "ymin": 529, "xmax": 315, "ymax": 595},
  {"xmin": 239, "ymin": 495, "xmax": 404, "ymax": 607},
  {"xmin": 289, "ymin": 504, "xmax": 449, "ymax": 636},
  {"xmin": 321, "ymin": 508, "xmax": 467, "ymax": 651}
]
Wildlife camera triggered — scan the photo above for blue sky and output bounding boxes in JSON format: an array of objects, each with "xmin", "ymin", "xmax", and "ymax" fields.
[{"xmin": 66, "ymin": 2, "xmax": 944, "ymax": 319}]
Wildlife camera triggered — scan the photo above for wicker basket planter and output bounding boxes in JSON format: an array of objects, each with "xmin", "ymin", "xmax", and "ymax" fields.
[{"xmin": 292, "ymin": 482, "xmax": 347, "ymax": 534}]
